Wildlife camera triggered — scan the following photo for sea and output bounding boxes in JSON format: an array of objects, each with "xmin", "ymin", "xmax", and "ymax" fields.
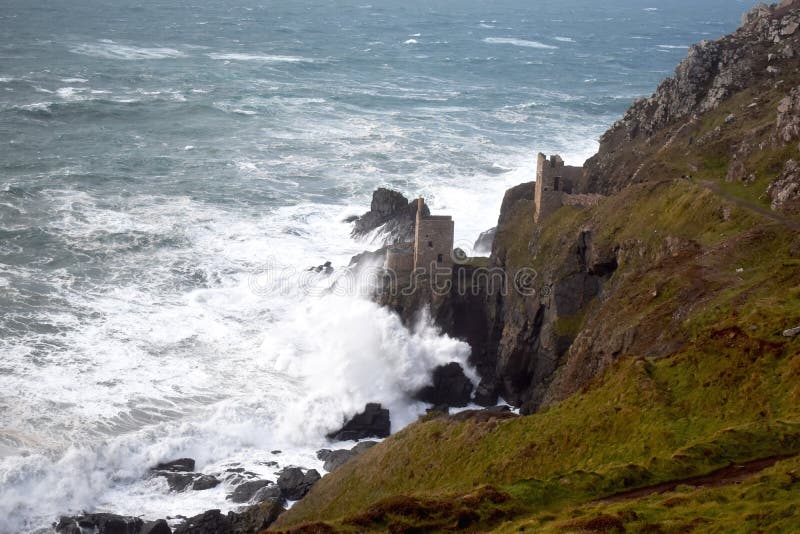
[{"xmin": 0, "ymin": 0, "xmax": 745, "ymax": 531}]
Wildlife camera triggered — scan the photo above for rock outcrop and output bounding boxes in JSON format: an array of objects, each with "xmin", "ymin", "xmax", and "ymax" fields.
[
  {"xmin": 327, "ymin": 403, "xmax": 391, "ymax": 441},
  {"xmin": 228, "ymin": 480, "xmax": 273, "ymax": 503},
  {"xmin": 277, "ymin": 468, "xmax": 321, "ymax": 500},
  {"xmin": 768, "ymin": 158, "xmax": 800, "ymax": 211},
  {"xmin": 473, "ymin": 228, "xmax": 496, "ymax": 254},
  {"xmin": 350, "ymin": 188, "xmax": 429, "ymax": 245},
  {"xmin": 55, "ymin": 513, "xmax": 144, "ymax": 534},
  {"xmin": 317, "ymin": 441, "xmax": 377, "ymax": 472},
  {"xmin": 414, "ymin": 362, "xmax": 474, "ymax": 407},
  {"xmin": 584, "ymin": 0, "xmax": 800, "ymax": 196},
  {"xmin": 172, "ymin": 499, "xmax": 284, "ymax": 534}
]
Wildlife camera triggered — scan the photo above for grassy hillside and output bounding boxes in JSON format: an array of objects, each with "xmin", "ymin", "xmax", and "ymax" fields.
[
  {"xmin": 271, "ymin": 177, "xmax": 800, "ymax": 532},
  {"xmin": 270, "ymin": 4, "xmax": 800, "ymax": 531}
]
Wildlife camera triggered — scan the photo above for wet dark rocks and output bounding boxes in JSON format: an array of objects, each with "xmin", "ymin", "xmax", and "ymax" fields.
[
  {"xmin": 227, "ymin": 479, "xmax": 273, "ymax": 503},
  {"xmin": 316, "ymin": 441, "xmax": 377, "ymax": 472},
  {"xmin": 415, "ymin": 362, "xmax": 473, "ymax": 408},
  {"xmin": 327, "ymin": 403, "xmax": 390, "ymax": 441},
  {"xmin": 276, "ymin": 467, "xmax": 321, "ymax": 500},
  {"xmin": 55, "ymin": 513, "xmax": 143, "ymax": 534}
]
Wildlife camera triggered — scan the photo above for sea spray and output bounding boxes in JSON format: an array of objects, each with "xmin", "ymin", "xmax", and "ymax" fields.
[
  {"xmin": 0, "ymin": 0, "xmax": 744, "ymax": 530},
  {"xmin": 266, "ymin": 297, "xmax": 473, "ymax": 444}
]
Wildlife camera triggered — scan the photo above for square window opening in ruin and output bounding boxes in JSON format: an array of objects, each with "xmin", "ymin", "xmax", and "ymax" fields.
[
  {"xmin": 437, "ymin": 254, "xmax": 443, "ymax": 263},
  {"xmin": 428, "ymin": 241, "xmax": 433, "ymax": 248}
]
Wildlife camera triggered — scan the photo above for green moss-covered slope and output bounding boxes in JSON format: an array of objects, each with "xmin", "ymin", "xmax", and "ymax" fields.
[{"xmin": 271, "ymin": 2, "xmax": 800, "ymax": 531}]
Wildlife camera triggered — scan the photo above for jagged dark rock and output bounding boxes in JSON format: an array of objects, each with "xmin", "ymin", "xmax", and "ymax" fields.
[
  {"xmin": 141, "ymin": 519, "xmax": 172, "ymax": 534},
  {"xmin": 308, "ymin": 260, "xmax": 334, "ymax": 274},
  {"xmin": 414, "ymin": 362, "xmax": 473, "ymax": 407},
  {"xmin": 350, "ymin": 188, "xmax": 429, "ymax": 245},
  {"xmin": 251, "ymin": 484, "xmax": 285, "ymax": 504},
  {"xmin": 154, "ymin": 472, "xmax": 197, "ymax": 492},
  {"xmin": 173, "ymin": 510, "xmax": 229, "ymax": 534},
  {"xmin": 277, "ymin": 468, "xmax": 321, "ymax": 500},
  {"xmin": 318, "ymin": 441, "xmax": 378, "ymax": 472},
  {"xmin": 473, "ymin": 228, "xmax": 496, "ymax": 254},
  {"xmin": 191, "ymin": 475, "xmax": 221, "ymax": 491},
  {"xmin": 327, "ymin": 403, "xmax": 391, "ymax": 441},
  {"xmin": 348, "ymin": 245, "xmax": 389, "ymax": 268},
  {"xmin": 173, "ymin": 501, "xmax": 285, "ymax": 534},
  {"xmin": 473, "ymin": 381, "xmax": 499, "ymax": 407},
  {"xmin": 584, "ymin": 0, "xmax": 800, "ymax": 195},
  {"xmin": 228, "ymin": 499, "xmax": 285, "ymax": 534},
  {"xmin": 153, "ymin": 458, "xmax": 195, "ymax": 472},
  {"xmin": 55, "ymin": 513, "xmax": 144, "ymax": 534},
  {"xmin": 228, "ymin": 479, "xmax": 272, "ymax": 503}
]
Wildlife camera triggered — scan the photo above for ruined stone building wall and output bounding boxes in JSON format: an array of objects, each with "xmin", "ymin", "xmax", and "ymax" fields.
[
  {"xmin": 413, "ymin": 202, "xmax": 455, "ymax": 272},
  {"xmin": 535, "ymin": 153, "xmax": 584, "ymax": 222},
  {"xmin": 385, "ymin": 247, "xmax": 414, "ymax": 272}
]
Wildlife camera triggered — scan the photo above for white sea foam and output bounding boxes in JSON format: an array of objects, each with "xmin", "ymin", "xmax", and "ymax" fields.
[
  {"xmin": 483, "ymin": 37, "xmax": 558, "ymax": 49},
  {"xmin": 0, "ymin": 187, "xmax": 476, "ymax": 531},
  {"xmin": 71, "ymin": 42, "xmax": 186, "ymax": 60},
  {"xmin": 554, "ymin": 36, "xmax": 575, "ymax": 43},
  {"xmin": 17, "ymin": 102, "xmax": 52, "ymax": 112},
  {"xmin": 56, "ymin": 87, "xmax": 85, "ymax": 100},
  {"xmin": 403, "ymin": 39, "xmax": 418, "ymax": 45},
  {"xmin": 60, "ymin": 77, "xmax": 88, "ymax": 83},
  {"xmin": 207, "ymin": 53, "xmax": 315, "ymax": 63},
  {"xmin": 657, "ymin": 44, "xmax": 689, "ymax": 49}
]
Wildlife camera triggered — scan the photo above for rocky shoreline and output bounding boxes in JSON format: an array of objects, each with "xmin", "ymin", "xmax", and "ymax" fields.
[
  {"xmin": 49, "ymin": 187, "xmax": 508, "ymax": 533},
  {"xmin": 53, "ymin": 396, "xmax": 496, "ymax": 534},
  {"xmin": 52, "ymin": 405, "xmax": 382, "ymax": 533},
  {"xmin": 49, "ymin": 2, "xmax": 800, "ymax": 524}
]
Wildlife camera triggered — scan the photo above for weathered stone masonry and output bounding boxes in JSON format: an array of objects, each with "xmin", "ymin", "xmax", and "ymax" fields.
[
  {"xmin": 534, "ymin": 153, "xmax": 584, "ymax": 222},
  {"xmin": 413, "ymin": 198, "xmax": 455, "ymax": 272}
]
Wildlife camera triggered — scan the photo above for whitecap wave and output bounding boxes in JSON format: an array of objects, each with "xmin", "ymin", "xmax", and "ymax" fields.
[
  {"xmin": 70, "ymin": 42, "xmax": 186, "ymax": 60},
  {"xmin": 206, "ymin": 52, "xmax": 316, "ymax": 63},
  {"xmin": 483, "ymin": 37, "xmax": 558, "ymax": 49},
  {"xmin": 56, "ymin": 87, "xmax": 86, "ymax": 100}
]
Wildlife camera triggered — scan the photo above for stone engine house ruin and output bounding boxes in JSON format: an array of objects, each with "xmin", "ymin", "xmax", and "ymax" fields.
[
  {"xmin": 384, "ymin": 198, "xmax": 454, "ymax": 275},
  {"xmin": 534, "ymin": 153, "xmax": 584, "ymax": 222},
  {"xmin": 383, "ymin": 152, "xmax": 591, "ymax": 275},
  {"xmin": 413, "ymin": 198, "xmax": 454, "ymax": 271}
]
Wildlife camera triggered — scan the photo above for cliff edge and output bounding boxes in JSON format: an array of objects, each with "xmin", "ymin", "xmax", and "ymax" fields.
[{"xmin": 272, "ymin": 3, "xmax": 800, "ymax": 531}]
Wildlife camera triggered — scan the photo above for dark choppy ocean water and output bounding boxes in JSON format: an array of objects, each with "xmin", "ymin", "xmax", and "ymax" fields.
[{"xmin": 0, "ymin": 0, "xmax": 744, "ymax": 530}]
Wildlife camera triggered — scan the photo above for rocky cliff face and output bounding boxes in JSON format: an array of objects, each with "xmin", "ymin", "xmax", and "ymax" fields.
[
  {"xmin": 584, "ymin": 0, "xmax": 800, "ymax": 209},
  {"xmin": 485, "ymin": 184, "xmax": 617, "ymax": 413},
  {"xmin": 368, "ymin": 0, "xmax": 800, "ymax": 415},
  {"xmin": 275, "ymin": 4, "xmax": 800, "ymax": 530}
]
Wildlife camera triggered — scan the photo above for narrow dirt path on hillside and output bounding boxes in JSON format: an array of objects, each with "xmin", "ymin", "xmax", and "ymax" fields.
[
  {"xmin": 698, "ymin": 179, "xmax": 800, "ymax": 232},
  {"xmin": 592, "ymin": 455, "xmax": 795, "ymax": 504}
]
